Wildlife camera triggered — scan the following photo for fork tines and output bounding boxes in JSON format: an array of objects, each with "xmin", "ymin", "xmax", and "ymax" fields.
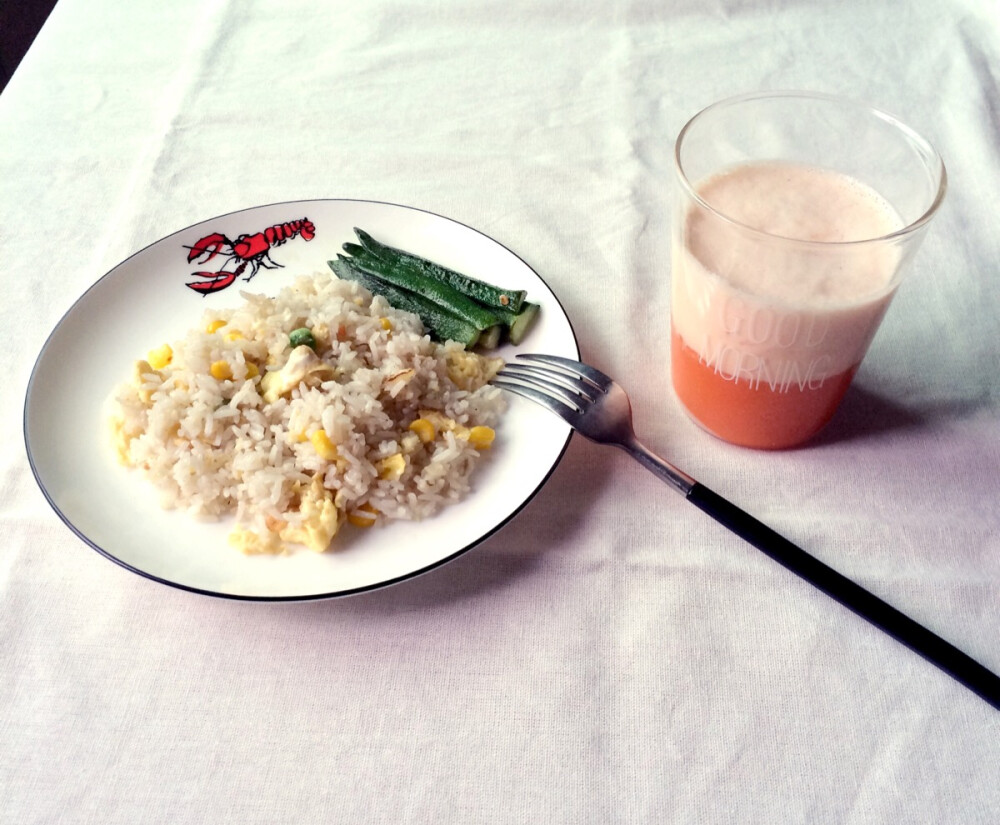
[
  {"xmin": 509, "ymin": 354, "xmax": 612, "ymax": 389},
  {"xmin": 492, "ymin": 354, "xmax": 606, "ymax": 414}
]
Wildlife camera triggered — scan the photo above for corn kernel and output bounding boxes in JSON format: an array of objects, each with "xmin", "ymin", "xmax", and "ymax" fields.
[
  {"xmin": 408, "ymin": 418, "xmax": 436, "ymax": 444},
  {"xmin": 245, "ymin": 362, "xmax": 259, "ymax": 379},
  {"xmin": 206, "ymin": 319, "xmax": 227, "ymax": 334},
  {"xmin": 310, "ymin": 430, "xmax": 338, "ymax": 460},
  {"xmin": 379, "ymin": 317, "xmax": 393, "ymax": 331},
  {"xmin": 210, "ymin": 360, "xmax": 233, "ymax": 380},
  {"xmin": 347, "ymin": 503, "xmax": 378, "ymax": 528},
  {"xmin": 468, "ymin": 426, "xmax": 495, "ymax": 450},
  {"xmin": 225, "ymin": 330, "xmax": 244, "ymax": 341},
  {"xmin": 147, "ymin": 343, "xmax": 173, "ymax": 370}
]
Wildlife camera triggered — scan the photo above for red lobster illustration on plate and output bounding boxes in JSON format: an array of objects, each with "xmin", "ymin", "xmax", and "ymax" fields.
[{"xmin": 184, "ymin": 218, "xmax": 316, "ymax": 294}]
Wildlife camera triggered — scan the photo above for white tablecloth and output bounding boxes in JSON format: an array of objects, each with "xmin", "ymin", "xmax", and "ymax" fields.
[{"xmin": 3, "ymin": 1, "xmax": 999, "ymax": 822}]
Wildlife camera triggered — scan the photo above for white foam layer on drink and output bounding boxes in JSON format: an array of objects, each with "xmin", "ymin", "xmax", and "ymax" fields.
[{"xmin": 672, "ymin": 162, "xmax": 905, "ymax": 383}]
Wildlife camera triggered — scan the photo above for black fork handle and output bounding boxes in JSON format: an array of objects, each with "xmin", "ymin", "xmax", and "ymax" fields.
[{"xmin": 687, "ymin": 482, "xmax": 1000, "ymax": 710}]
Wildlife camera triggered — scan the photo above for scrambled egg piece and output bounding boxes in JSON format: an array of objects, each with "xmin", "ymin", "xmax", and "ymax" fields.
[
  {"xmin": 110, "ymin": 417, "xmax": 135, "ymax": 466},
  {"xmin": 375, "ymin": 453, "xmax": 406, "ymax": 481},
  {"xmin": 109, "ymin": 358, "xmax": 165, "ymax": 465},
  {"xmin": 260, "ymin": 345, "xmax": 335, "ymax": 404},
  {"xmin": 446, "ymin": 350, "xmax": 503, "ymax": 391},
  {"xmin": 132, "ymin": 358, "xmax": 162, "ymax": 403},
  {"xmin": 228, "ymin": 525, "xmax": 284, "ymax": 555},
  {"xmin": 230, "ymin": 476, "xmax": 341, "ymax": 555},
  {"xmin": 278, "ymin": 475, "xmax": 340, "ymax": 552}
]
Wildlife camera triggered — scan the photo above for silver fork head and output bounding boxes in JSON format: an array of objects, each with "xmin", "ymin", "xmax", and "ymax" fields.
[
  {"xmin": 491, "ymin": 354, "xmax": 635, "ymax": 445},
  {"xmin": 493, "ymin": 354, "xmax": 696, "ymax": 493},
  {"xmin": 513, "ymin": 354, "xmax": 616, "ymax": 392}
]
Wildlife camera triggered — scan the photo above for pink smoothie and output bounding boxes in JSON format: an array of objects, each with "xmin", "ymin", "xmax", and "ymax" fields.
[{"xmin": 671, "ymin": 161, "xmax": 905, "ymax": 448}]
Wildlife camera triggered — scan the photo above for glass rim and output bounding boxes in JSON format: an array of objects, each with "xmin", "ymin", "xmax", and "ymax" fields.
[{"xmin": 673, "ymin": 90, "xmax": 948, "ymax": 247}]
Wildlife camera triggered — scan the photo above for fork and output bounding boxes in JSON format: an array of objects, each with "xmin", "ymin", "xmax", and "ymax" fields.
[{"xmin": 492, "ymin": 353, "xmax": 1000, "ymax": 710}]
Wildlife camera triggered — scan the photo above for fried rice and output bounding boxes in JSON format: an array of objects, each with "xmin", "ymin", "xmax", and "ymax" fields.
[{"xmin": 108, "ymin": 272, "xmax": 505, "ymax": 554}]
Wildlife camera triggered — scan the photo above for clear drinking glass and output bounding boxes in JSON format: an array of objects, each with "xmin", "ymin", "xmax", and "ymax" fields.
[{"xmin": 669, "ymin": 91, "xmax": 947, "ymax": 449}]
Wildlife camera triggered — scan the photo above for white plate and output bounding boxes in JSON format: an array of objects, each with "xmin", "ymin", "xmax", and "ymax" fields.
[{"xmin": 24, "ymin": 200, "xmax": 578, "ymax": 600}]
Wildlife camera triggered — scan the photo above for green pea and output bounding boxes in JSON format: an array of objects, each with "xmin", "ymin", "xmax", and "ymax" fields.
[{"xmin": 289, "ymin": 327, "xmax": 316, "ymax": 350}]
